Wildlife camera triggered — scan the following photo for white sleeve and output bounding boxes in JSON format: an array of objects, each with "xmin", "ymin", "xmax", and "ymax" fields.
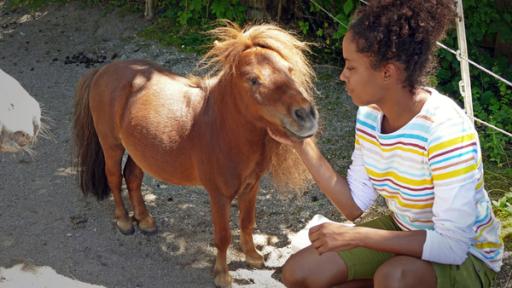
[
  {"xmin": 421, "ymin": 177, "xmax": 476, "ymax": 264},
  {"xmin": 421, "ymin": 121, "xmax": 479, "ymax": 265},
  {"xmin": 346, "ymin": 143, "xmax": 378, "ymax": 212},
  {"xmin": 421, "ymin": 176, "xmax": 476, "ymax": 264}
]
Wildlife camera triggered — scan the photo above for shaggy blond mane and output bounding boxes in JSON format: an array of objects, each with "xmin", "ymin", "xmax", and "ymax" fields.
[
  {"xmin": 199, "ymin": 21, "xmax": 315, "ymax": 194},
  {"xmin": 200, "ymin": 20, "xmax": 314, "ymax": 100}
]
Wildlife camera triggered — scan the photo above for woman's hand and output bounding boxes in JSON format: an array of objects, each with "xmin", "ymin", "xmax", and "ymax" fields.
[
  {"xmin": 267, "ymin": 128, "xmax": 297, "ymax": 145},
  {"xmin": 308, "ymin": 222, "xmax": 359, "ymax": 255},
  {"xmin": 266, "ymin": 128, "xmax": 305, "ymax": 150}
]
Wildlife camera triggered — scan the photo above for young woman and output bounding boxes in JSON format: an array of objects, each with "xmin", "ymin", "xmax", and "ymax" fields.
[{"xmin": 269, "ymin": 0, "xmax": 503, "ymax": 287}]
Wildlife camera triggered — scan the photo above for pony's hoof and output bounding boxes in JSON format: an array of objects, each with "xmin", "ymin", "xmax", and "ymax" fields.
[
  {"xmin": 245, "ymin": 253, "xmax": 264, "ymax": 268},
  {"xmin": 116, "ymin": 220, "xmax": 135, "ymax": 235},
  {"xmin": 134, "ymin": 215, "xmax": 157, "ymax": 235},
  {"xmin": 140, "ymin": 225, "xmax": 158, "ymax": 236},
  {"xmin": 214, "ymin": 272, "xmax": 232, "ymax": 288}
]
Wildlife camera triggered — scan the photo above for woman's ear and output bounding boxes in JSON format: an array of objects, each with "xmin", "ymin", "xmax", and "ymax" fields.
[{"xmin": 382, "ymin": 62, "xmax": 399, "ymax": 82}]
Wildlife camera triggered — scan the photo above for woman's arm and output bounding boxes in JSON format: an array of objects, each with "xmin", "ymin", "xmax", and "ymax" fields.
[
  {"xmin": 290, "ymin": 138, "xmax": 364, "ymax": 221},
  {"xmin": 308, "ymin": 222, "xmax": 426, "ymax": 257}
]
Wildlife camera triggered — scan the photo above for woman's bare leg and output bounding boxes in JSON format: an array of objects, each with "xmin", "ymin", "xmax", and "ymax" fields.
[
  {"xmin": 374, "ymin": 256, "xmax": 436, "ymax": 288},
  {"xmin": 281, "ymin": 245, "xmax": 372, "ymax": 288}
]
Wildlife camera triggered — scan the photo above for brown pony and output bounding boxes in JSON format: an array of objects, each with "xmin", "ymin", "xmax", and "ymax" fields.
[{"xmin": 73, "ymin": 22, "xmax": 318, "ymax": 287}]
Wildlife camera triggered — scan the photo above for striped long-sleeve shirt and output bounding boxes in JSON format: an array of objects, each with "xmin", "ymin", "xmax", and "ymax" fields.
[{"xmin": 346, "ymin": 87, "xmax": 503, "ymax": 272}]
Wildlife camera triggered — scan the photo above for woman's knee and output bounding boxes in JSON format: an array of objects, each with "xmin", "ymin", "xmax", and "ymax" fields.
[
  {"xmin": 374, "ymin": 256, "xmax": 435, "ymax": 288},
  {"xmin": 282, "ymin": 246, "xmax": 348, "ymax": 288},
  {"xmin": 282, "ymin": 252, "xmax": 307, "ymax": 287}
]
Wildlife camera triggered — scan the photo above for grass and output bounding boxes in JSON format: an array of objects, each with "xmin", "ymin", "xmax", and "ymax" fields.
[{"xmin": 485, "ymin": 163, "xmax": 512, "ymax": 251}]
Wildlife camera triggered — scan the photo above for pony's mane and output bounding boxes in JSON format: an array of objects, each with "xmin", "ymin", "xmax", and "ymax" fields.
[
  {"xmin": 200, "ymin": 21, "xmax": 315, "ymax": 101},
  {"xmin": 200, "ymin": 21, "xmax": 315, "ymax": 194}
]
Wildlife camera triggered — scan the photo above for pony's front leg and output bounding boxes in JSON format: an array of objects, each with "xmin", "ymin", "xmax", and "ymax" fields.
[
  {"xmin": 237, "ymin": 183, "xmax": 264, "ymax": 268},
  {"xmin": 208, "ymin": 191, "xmax": 233, "ymax": 288}
]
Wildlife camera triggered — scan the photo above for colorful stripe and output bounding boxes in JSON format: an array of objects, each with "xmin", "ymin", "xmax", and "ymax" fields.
[
  {"xmin": 428, "ymin": 133, "xmax": 476, "ymax": 157},
  {"xmin": 356, "ymin": 133, "xmax": 426, "ymax": 156}
]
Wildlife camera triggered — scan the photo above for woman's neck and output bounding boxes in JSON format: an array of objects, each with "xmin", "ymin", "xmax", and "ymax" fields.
[{"xmin": 378, "ymin": 87, "xmax": 429, "ymax": 134}]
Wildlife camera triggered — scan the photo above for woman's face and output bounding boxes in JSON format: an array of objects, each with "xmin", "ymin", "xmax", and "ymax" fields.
[{"xmin": 339, "ymin": 31, "xmax": 386, "ymax": 107}]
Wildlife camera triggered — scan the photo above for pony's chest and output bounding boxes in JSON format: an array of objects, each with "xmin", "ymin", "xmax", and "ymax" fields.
[{"xmin": 210, "ymin": 143, "xmax": 271, "ymax": 184}]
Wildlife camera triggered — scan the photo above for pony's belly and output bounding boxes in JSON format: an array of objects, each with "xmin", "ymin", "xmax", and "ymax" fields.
[
  {"xmin": 155, "ymin": 174, "xmax": 201, "ymax": 186},
  {"xmin": 146, "ymin": 164, "xmax": 201, "ymax": 186},
  {"xmin": 125, "ymin": 145, "xmax": 201, "ymax": 186}
]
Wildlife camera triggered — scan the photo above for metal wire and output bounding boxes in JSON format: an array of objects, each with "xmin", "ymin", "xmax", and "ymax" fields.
[
  {"xmin": 473, "ymin": 118, "xmax": 512, "ymax": 138},
  {"xmin": 436, "ymin": 42, "xmax": 512, "ymax": 88},
  {"xmin": 309, "ymin": 0, "xmax": 349, "ymax": 29}
]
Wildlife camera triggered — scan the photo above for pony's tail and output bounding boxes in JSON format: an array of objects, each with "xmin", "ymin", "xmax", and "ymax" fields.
[{"xmin": 72, "ymin": 68, "xmax": 110, "ymax": 200}]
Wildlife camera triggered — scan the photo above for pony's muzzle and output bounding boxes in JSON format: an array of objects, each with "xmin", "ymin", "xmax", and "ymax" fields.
[
  {"xmin": 13, "ymin": 131, "xmax": 32, "ymax": 147},
  {"xmin": 289, "ymin": 105, "xmax": 318, "ymax": 138}
]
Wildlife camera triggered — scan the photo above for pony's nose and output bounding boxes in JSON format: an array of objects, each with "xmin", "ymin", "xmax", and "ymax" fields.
[
  {"xmin": 13, "ymin": 131, "xmax": 32, "ymax": 147},
  {"xmin": 309, "ymin": 106, "xmax": 317, "ymax": 120},
  {"xmin": 293, "ymin": 105, "xmax": 317, "ymax": 123}
]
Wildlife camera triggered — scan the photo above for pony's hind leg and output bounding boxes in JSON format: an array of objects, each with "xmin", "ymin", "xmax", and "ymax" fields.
[
  {"xmin": 237, "ymin": 183, "xmax": 264, "ymax": 268},
  {"xmin": 103, "ymin": 145, "xmax": 135, "ymax": 235},
  {"xmin": 123, "ymin": 156, "xmax": 156, "ymax": 235}
]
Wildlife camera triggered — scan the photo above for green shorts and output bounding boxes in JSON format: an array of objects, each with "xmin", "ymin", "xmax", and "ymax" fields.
[{"xmin": 338, "ymin": 215, "xmax": 496, "ymax": 287}]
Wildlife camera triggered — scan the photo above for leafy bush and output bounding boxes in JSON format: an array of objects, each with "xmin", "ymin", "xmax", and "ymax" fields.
[
  {"xmin": 140, "ymin": 0, "xmax": 246, "ymax": 54},
  {"xmin": 492, "ymin": 191, "xmax": 512, "ymax": 250},
  {"xmin": 291, "ymin": 0, "xmax": 356, "ymax": 64}
]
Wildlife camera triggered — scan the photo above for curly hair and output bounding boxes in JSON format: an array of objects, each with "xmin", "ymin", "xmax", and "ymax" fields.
[{"xmin": 349, "ymin": 0, "xmax": 456, "ymax": 91}]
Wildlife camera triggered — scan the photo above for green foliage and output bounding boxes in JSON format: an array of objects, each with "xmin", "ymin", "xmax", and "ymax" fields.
[
  {"xmin": 493, "ymin": 192, "xmax": 512, "ymax": 217},
  {"xmin": 139, "ymin": 0, "xmax": 246, "ymax": 53},
  {"xmin": 434, "ymin": 0, "xmax": 512, "ymax": 166},
  {"xmin": 492, "ymin": 191, "xmax": 512, "ymax": 250},
  {"xmin": 484, "ymin": 165, "xmax": 512, "ymax": 250},
  {"xmin": 294, "ymin": 0, "xmax": 356, "ymax": 64}
]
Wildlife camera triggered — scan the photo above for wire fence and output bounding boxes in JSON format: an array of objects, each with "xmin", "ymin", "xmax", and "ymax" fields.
[{"xmin": 309, "ymin": 0, "xmax": 512, "ymax": 139}]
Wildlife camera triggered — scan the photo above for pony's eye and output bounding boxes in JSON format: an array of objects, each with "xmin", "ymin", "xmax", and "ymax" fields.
[{"xmin": 248, "ymin": 77, "xmax": 260, "ymax": 86}]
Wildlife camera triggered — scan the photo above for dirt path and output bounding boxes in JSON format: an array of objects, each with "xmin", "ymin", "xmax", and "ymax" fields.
[{"xmin": 0, "ymin": 2, "xmax": 510, "ymax": 288}]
